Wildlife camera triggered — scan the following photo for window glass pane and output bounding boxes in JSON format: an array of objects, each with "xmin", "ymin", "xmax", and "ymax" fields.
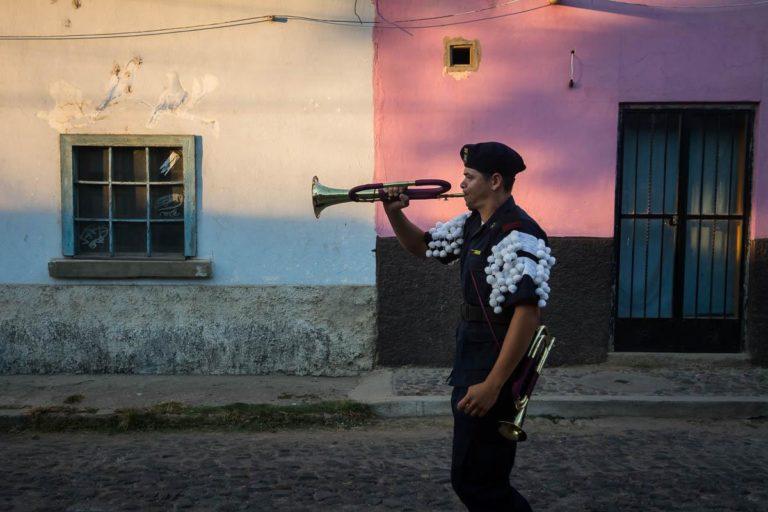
[
  {"xmin": 634, "ymin": 119, "xmax": 651, "ymax": 215},
  {"xmin": 699, "ymin": 118, "xmax": 718, "ymax": 216},
  {"xmin": 683, "ymin": 220, "xmax": 700, "ymax": 318},
  {"xmin": 617, "ymin": 218, "xmax": 634, "ymax": 318},
  {"xmin": 631, "ymin": 218, "xmax": 648, "ymax": 318},
  {"xmin": 151, "ymin": 186, "xmax": 184, "ymax": 219},
  {"xmin": 76, "ymin": 221, "xmax": 109, "ymax": 255},
  {"xmin": 644, "ymin": 219, "xmax": 662, "ymax": 318},
  {"xmin": 112, "ymin": 148, "xmax": 147, "ymax": 182},
  {"xmin": 714, "ymin": 115, "xmax": 733, "ymax": 216},
  {"xmin": 151, "ymin": 222, "xmax": 184, "ymax": 255},
  {"xmin": 659, "ymin": 220, "xmax": 676, "ymax": 318},
  {"xmin": 76, "ymin": 185, "xmax": 109, "ymax": 218},
  {"xmin": 620, "ymin": 119, "xmax": 638, "ymax": 215},
  {"xmin": 74, "ymin": 147, "xmax": 108, "ymax": 181},
  {"xmin": 114, "ymin": 222, "xmax": 147, "ymax": 256},
  {"xmin": 696, "ymin": 219, "xmax": 714, "ymax": 316},
  {"xmin": 663, "ymin": 114, "xmax": 680, "ymax": 215},
  {"xmin": 149, "ymin": 148, "xmax": 184, "ymax": 182},
  {"xmin": 687, "ymin": 116, "xmax": 704, "ymax": 216},
  {"xmin": 709, "ymin": 220, "xmax": 729, "ymax": 316},
  {"xmin": 113, "ymin": 185, "xmax": 147, "ymax": 219},
  {"xmin": 649, "ymin": 114, "xmax": 667, "ymax": 214}
]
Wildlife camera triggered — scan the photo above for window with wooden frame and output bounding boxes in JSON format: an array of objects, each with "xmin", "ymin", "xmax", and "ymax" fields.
[
  {"xmin": 51, "ymin": 135, "xmax": 209, "ymax": 279},
  {"xmin": 48, "ymin": 134, "xmax": 211, "ymax": 279}
]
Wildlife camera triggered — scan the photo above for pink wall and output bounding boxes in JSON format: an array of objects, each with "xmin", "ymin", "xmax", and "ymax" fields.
[{"xmin": 373, "ymin": 0, "xmax": 768, "ymax": 238}]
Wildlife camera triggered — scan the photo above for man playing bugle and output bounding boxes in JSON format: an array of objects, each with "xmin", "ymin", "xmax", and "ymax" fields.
[{"xmin": 383, "ymin": 142, "xmax": 554, "ymax": 511}]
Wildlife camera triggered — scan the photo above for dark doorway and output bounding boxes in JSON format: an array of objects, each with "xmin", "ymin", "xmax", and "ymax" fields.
[{"xmin": 614, "ymin": 105, "xmax": 754, "ymax": 352}]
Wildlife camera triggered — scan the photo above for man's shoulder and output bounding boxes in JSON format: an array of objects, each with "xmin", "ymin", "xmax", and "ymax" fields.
[{"xmin": 499, "ymin": 205, "xmax": 548, "ymax": 243}]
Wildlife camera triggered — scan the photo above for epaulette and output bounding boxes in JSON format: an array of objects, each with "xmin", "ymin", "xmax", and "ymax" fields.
[{"xmin": 425, "ymin": 212, "xmax": 471, "ymax": 258}]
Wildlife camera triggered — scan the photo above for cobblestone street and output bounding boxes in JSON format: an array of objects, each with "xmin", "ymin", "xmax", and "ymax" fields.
[{"xmin": 1, "ymin": 417, "xmax": 766, "ymax": 512}]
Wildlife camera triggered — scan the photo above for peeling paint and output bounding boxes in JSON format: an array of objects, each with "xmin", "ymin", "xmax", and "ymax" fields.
[
  {"xmin": 443, "ymin": 69, "xmax": 472, "ymax": 81},
  {"xmin": 146, "ymin": 72, "xmax": 220, "ymax": 135},
  {"xmin": 37, "ymin": 56, "xmax": 142, "ymax": 131},
  {"xmin": 37, "ymin": 58, "xmax": 219, "ymax": 136},
  {"xmin": 97, "ymin": 57, "xmax": 142, "ymax": 112},
  {"xmin": 36, "ymin": 81, "xmax": 94, "ymax": 131}
]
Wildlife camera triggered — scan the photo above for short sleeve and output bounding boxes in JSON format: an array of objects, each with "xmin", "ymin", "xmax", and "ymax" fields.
[
  {"xmin": 501, "ymin": 274, "xmax": 539, "ymax": 308},
  {"xmin": 423, "ymin": 212, "xmax": 470, "ymax": 266},
  {"xmin": 485, "ymin": 222, "xmax": 554, "ymax": 312}
]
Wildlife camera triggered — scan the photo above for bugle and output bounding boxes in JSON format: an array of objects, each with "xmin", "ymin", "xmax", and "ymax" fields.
[
  {"xmin": 311, "ymin": 176, "xmax": 464, "ymax": 218},
  {"xmin": 498, "ymin": 325, "xmax": 556, "ymax": 442}
]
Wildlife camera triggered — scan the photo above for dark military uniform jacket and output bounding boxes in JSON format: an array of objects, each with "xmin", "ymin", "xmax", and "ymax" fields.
[{"xmin": 424, "ymin": 196, "xmax": 551, "ymax": 387}]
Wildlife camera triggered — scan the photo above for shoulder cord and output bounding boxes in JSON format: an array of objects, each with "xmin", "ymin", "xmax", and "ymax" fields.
[{"xmin": 469, "ymin": 269, "xmax": 502, "ymax": 353}]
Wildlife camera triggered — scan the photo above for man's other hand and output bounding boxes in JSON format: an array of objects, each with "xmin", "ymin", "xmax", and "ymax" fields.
[{"xmin": 457, "ymin": 380, "xmax": 501, "ymax": 418}]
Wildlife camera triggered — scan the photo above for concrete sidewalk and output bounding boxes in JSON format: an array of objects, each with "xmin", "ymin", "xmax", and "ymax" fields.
[
  {"xmin": 1, "ymin": 353, "xmax": 767, "ymax": 422},
  {"xmin": 359, "ymin": 353, "xmax": 768, "ymax": 419}
]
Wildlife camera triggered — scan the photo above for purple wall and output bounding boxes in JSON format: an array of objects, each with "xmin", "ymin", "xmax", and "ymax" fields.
[{"xmin": 373, "ymin": 0, "xmax": 767, "ymax": 238}]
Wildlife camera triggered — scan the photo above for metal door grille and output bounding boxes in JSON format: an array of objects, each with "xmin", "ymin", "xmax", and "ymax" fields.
[{"xmin": 615, "ymin": 106, "xmax": 752, "ymax": 352}]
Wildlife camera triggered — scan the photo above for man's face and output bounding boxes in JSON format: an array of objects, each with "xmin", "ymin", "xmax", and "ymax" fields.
[{"xmin": 460, "ymin": 167, "xmax": 492, "ymax": 210}]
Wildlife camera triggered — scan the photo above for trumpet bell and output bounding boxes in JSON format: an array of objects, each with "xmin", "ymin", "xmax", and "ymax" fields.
[
  {"xmin": 312, "ymin": 176, "xmax": 348, "ymax": 219},
  {"xmin": 498, "ymin": 418, "xmax": 528, "ymax": 442},
  {"xmin": 498, "ymin": 396, "xmax": 530, "ymax": 441},
  {"xmin": 311, "ymin": 176, "xmax": 381, "ymax": 218},
  {"xmin": 497, "ymin": 326, "xmax": 556, "ymax": 442}
]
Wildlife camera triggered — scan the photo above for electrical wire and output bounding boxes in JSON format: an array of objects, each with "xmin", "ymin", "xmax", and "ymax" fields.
[
  {"xmin": 0, "ymin": 1, "xmax": 549, "ymax": 41},
  {"xmin": 1, "ymin": 0, "xmax": 766, "ymax": 41},
  {"xmin": 0, "ymin": 16, "xmax": 273, "ymax": 40},
  {"xmin": 291, "ymin": 4, "xmax": 553, "ymax": 29}
]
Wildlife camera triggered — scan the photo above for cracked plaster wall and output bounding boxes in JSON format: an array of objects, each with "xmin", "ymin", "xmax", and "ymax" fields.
[{"xmin": 0, "ymin": 285, "xmax": 376, "ymax": 375}]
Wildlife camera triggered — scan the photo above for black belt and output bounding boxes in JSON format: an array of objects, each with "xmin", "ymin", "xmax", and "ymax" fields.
[{"xmin": 460, "ymin": 303, "xmax": 513, "ymax": 325}]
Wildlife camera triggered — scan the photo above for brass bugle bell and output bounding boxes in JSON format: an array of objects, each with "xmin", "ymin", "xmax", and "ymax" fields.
[
  {"xmin": 498, "ymin": 325, "xmax": 556, "ymax": 442},
  {"xmin": 311, "ymin": 176, "xmax": 465, "ymax": 218}
]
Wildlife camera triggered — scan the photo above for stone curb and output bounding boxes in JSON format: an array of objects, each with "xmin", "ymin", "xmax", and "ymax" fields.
[
  {"xmin": 2, "ymin": 396, "xmax": 765, "ymax": 429},
  {"xmin": 365, "ymin": 395, "xmax": 768, "ymax": 419}
]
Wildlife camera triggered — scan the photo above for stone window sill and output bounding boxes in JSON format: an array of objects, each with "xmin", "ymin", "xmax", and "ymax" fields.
[{"xmin": 48, "ymin": 259, "xmax": 212, "ymax": 279}]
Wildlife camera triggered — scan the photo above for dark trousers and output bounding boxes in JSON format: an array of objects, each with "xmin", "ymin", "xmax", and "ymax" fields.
[{"xmin": 451, "ymin": 386, "xmax": 532, "ymax": 512}]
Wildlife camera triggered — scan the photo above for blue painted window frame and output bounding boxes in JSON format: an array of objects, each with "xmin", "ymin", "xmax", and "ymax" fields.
[{"xmin": 60, "ymin": 134, "xmax": 197, "ymax": 258}]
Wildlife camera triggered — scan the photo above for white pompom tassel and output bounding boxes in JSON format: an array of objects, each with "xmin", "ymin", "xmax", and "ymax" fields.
[{"xmin": 481, "ymin": 229, "xmax": 556, "ymax": 309}]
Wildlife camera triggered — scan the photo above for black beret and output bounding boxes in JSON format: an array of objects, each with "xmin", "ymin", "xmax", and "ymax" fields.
[{"xmin": 459, "ymin": 141, "xmax": 526, "ymax": 177}]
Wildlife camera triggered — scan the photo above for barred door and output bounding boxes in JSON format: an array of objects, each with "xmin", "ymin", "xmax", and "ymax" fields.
[{"xmin": 614, "ymin": 106, "xmax": 753, "ymax": 352}]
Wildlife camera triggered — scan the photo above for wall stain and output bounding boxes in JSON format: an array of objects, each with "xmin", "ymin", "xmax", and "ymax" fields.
[
  {"xmin": 97, "ymin": 57, "xmax": 142, "ymax": 112},
  {"xmin": 146, "ymin": 71, "xmax": 220, "ymax": 135},
  {"xmin": 37, "ymin": 56, "xmax": 143, "ymax": 131},
  {"xmin": 37, "ymin": 59, "xmax": 220, "ymax": 135}
]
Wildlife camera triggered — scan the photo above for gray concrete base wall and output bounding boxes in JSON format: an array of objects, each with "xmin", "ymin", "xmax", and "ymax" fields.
[
  {"xmin": 747, "ymin": 239, "xmax": 768, "ymax": 366},
  {"xmin": 0, "ymin": 285, "xmax": 376, "ymax": 375},
  {"xmin": 545, "ymin": 237, "xmax": 613, "ymax": 365},
  {"xmin": 375, "ymin": 236, "xmax": 613, "ymax": 367},
  {"xmin": 375, "ymin": 238, "xmax": 460, "ymax": 367}
]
